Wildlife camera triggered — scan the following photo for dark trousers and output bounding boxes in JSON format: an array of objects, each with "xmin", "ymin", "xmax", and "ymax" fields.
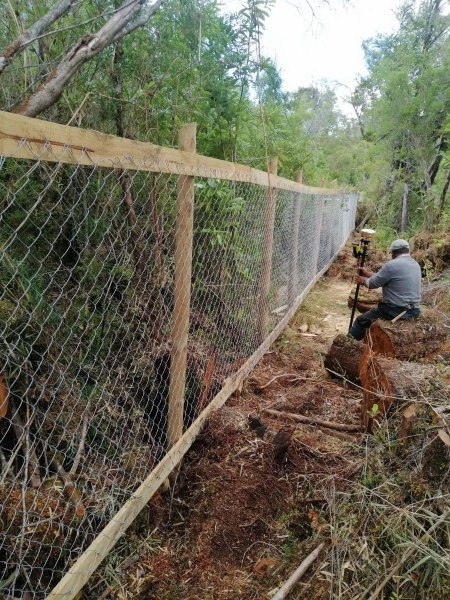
[{"xmin": 348, "ymin": 302, "xmax": 420, "ymax": 341}]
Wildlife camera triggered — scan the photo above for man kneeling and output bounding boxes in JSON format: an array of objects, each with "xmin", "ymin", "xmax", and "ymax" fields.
[{"xmin": 348, "ymin": 239, "xmax": 421, "ymax": 341}]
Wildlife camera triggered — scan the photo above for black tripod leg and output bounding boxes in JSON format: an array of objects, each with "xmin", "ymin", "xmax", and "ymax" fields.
[
  {"xmin": 348, "ymin": 282, "xmax": 361, "ymax": 331},
  {"xmin": 348, "ymin": 240, "xmax": 369, "ymax": 332}
]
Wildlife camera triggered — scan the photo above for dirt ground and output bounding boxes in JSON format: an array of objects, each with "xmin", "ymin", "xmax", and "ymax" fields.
[{"xmin": 93, "ymin": 242, "xmax": 449, "ymax": 600}]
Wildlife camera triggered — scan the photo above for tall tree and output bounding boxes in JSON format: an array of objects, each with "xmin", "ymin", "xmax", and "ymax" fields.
[{"xmin": 1, "ymin": 0, "xmax": 168, "ymax": 117}]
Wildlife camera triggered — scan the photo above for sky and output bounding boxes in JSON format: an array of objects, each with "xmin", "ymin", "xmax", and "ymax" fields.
[{"xmin": 222, "ymin": 0, "xmax": 402, "ymax": 112}]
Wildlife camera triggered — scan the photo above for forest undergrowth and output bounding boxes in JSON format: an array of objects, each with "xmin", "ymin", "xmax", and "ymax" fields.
[{"xmin": 86, "ymin": 236, "xmax": 450, "ymax": 600}]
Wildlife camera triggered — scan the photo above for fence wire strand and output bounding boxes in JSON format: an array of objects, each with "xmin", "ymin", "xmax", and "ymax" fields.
[{"xmin": 0, "ymin": 140, "xmax": 357, "ymax": 598}]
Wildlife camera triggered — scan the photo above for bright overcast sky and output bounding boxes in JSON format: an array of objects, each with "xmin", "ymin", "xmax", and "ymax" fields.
[{"xmin": 221, "ymin": 0, "xmax": 402, "ymax": 110}]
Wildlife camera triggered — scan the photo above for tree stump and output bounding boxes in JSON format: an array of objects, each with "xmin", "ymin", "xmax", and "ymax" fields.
[
  {"xmin": 347, "ymin": 290, "xmax": 380, "ymax": 314},
  {"xmin": 359, "ymin": 355, "xmax": 444, "ymax": 431},
  {"xmin": 324, "ymin": 334, "xmax": 364, "ymax": 383},
  {"xmin": 366, "ymin": 309, "xmax": 447, "ymax": 361}
]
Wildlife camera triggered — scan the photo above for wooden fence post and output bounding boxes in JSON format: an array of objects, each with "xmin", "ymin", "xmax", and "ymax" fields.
[
  {"xmin": 258, "ymin": 156, "xmax": 278, "ymax": 343},
  {"xmin": 288, "ymin": 170, "xmax": 303, "ymax": 307},
  {"xmin": 168, "ymin": 122, "xmax": 197, "ymax": 449},
  {"xmin": 311, "ymin": 196, "xmax": 325, "ymax": 276}
]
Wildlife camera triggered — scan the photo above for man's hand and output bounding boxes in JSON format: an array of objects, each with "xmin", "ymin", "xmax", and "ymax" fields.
[
  {"xmin": 355, "ymin": 275, "xmax": 368, "ymax": 286},
  {"xmin": 358, "ymin": 267, "xmax": 375, "ymax": 278}
]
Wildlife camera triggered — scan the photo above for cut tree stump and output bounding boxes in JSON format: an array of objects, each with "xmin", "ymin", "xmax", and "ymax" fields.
[
  {"xmin": 359, "ymin": 354, "xmax": 444, "ymax": 431},
  {"xmin": 324, "ymin": 334, "xmax": 364, "ymax": 383},
  {"xmin": 366, "ymin": 309, "xmax": 447, "ymax": 361}
]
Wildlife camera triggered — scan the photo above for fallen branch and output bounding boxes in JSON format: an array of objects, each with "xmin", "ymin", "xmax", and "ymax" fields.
[
  {"xmin": 69, "ymin": 414, "xmax": 89, "ymax": 477},
  {"xmin": 319, "ymin": 428, "xmax": 360, "ymax": 443},
  {"xmin": 52, "ymin": 457, "xmax": 86, "ymax": 518},
  {"xmin": 268, "ymin": 542, "xmax": 326, "ymax": 599},
  {"xmin": 258, "ymin": 373, "xmax": 317, "ymax": 390},
  {"xmin": 263, "ymin": 408, "xmax": 362, "ymax": 433},
  {"xmin": 9, "ymin": 400, "xmax": 41, "ymax": 488}
]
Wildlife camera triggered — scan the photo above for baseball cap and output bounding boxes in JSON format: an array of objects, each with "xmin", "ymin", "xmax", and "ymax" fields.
[{"xmin": 390, "ymin": 239, "xmax": 410, "ymax": 251}]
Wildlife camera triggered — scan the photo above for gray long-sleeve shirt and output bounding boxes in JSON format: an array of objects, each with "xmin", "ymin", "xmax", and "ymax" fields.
[{"xmin": 365, "ymin": 254, "xmax": 421, "ymax": 308}]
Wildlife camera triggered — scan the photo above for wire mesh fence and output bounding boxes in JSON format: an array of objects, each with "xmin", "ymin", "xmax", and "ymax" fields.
[{"xmin": 0, "ymin": 123, "xmax": 357, "ymax": 598}]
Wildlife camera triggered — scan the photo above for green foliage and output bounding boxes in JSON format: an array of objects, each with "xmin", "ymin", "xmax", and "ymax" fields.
[{"xmin": 355, "ymin": 0, "xmax": 450, "ymax": 232}]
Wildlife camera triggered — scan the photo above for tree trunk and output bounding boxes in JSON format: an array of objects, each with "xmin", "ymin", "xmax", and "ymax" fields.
[
  {"xmin": 326, "ymin": 311, "xmax": 447, "ymax": 392},
  {"xmin": 366, "ymin": 309, "xmax": 447, "ymax": 361},
  {"xmin": 347, "ymin": 290, "xmax": 380, "ymax": 314},
  {"xmin": 437, "ymin": 169, "xmax": 450, "ymax": 222},
  {"xmin": 0, "ymin": 0, "xmax": 77, "ymax": 75},
  {"xmin": 401, "ymin": 181, "xmax": 409, "ymax": 232},
  {"xmin": 416, "ymin": 129, "xmax": 448, "ymax": 194},
  {"xmin": 13, "ymin": 0, "xmax": 166, "ymax": 118},
  {"xmin": 324, "ymin": 334, "xmax": 365, "ymax": 384},
  {"xmin": 350, "ymin": 101, "xmax": 366, "ymax": 140}
]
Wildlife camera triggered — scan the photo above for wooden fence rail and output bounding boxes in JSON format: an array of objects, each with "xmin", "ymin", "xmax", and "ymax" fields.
[{"xmin": 0, "ymin": 110, "xmax": 339, "ymax": 194}]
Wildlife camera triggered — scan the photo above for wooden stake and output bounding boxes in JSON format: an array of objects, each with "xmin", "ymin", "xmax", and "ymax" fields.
[
  {"xmin": 390, "ymin": 310, "xmax": 407, "ymax": 324},
  {"xmin": 288, "ymin": 170, "xmax": 302, "ymax": 307},
  {"xmin": 258, "ymin": 156, "xmax": 278, "ymax": 342},
  {"xmin": 168, "ymin": 123, "xmax": 196, "ymax": 449}
]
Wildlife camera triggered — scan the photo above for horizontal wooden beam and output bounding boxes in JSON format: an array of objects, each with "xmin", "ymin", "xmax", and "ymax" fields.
[
  {"xmin": 46, "ymin": 236, "xmax": 349, "ymax": 600},
  {"xmin": 0, "ymin": 110, "xmax": 338, "ymax": 196}
]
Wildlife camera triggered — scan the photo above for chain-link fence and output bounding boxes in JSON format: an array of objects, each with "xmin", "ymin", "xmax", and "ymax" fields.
[{"xmin": 0, "ymin": 115, "xmax": 357, "ymax": 599}]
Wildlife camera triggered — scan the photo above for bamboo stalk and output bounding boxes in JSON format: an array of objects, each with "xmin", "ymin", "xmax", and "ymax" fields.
[{"xmin": 269, "ymin": 542, "xmax": 325, "ymax": 599}]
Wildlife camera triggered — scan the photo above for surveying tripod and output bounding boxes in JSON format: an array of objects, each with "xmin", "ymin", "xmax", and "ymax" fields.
[{"xmin": 348, "ymin": 229, "xmax": 376, "ymax": 332}]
